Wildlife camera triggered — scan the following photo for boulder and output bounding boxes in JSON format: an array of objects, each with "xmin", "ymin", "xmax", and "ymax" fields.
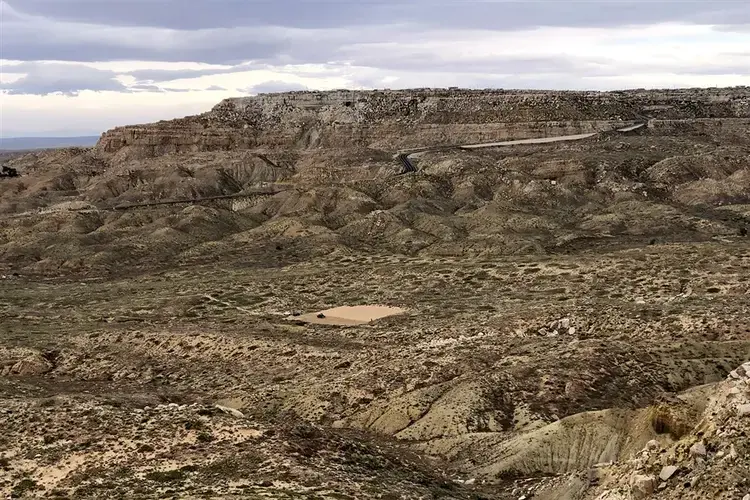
[
  {"xmin": 629, "ymin": 474, "xmax": 655, "ymax": 499},
  {"xmin": 215, "ymin": 404, "xmax": 245, "ymax": 418},
  {"xmin": 659, "ymin": 465, "xmax": 678, "ymax": 481},
  {"xmin": 645, "ymin": 439, "xmax": 660, "ymax": 451},
  {"xmin": 1, "ymin": 353, "xmax": 53, "ymax": 376},
  {"xmin": 689, "ymin": 441, "xmax": 706, "ymax": 457}
]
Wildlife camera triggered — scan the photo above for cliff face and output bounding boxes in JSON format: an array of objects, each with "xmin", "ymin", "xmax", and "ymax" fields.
[
  {"xmin": 5, "ymin": 87, "xmax": 750, "ymax": 276},
  {"xmin": 95, "ymin": 88, "xmax": 750, "ymax": 159}
]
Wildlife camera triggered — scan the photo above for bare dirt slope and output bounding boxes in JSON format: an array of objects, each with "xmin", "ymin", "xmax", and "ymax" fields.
[{"xmin": 1, "ymin": 88, "xmax": 749, "ymax": 499}]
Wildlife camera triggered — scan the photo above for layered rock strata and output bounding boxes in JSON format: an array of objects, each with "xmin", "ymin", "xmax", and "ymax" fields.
[{"xmin": 96, "ymin": 88, "xmax": 750, "ymax": 160}]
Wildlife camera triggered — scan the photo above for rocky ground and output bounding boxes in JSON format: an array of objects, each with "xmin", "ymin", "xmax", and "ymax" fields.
[{"xmin": 1, "ymin": 88, "xmax": 749, "ymax": 498}]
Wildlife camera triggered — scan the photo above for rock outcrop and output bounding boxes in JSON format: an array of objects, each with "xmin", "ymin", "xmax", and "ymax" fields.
[
  {"xmin": 95, "ymin": 88, "xmax": 750, "ymax": 160},
  {"xmin": 0, "ymin": 348, "xmax": 53, "ymax": 376},
  {"xmin": 532, "ymin": 361, "xmax": 750, "ymax": 499}
]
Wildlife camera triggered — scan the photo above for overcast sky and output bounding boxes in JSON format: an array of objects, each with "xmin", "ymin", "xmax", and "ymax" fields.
[{"xmin": 1, "ymin": 0, "xmax": 749, "ymax": 137}]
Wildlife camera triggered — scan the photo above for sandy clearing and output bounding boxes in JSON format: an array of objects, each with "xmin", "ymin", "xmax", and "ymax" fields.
[{"xmin": 293, "ymin": 305, "xmax": 406, "ymax": 325}]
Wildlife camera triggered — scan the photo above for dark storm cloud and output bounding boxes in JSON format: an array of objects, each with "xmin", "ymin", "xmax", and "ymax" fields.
[
  {"xmin": 129, "ymin": 83, "xmax": 165, "ymax": 92},
  {"xmin": 1, "ymin": 0, "xmax": 293, "ymax": 64},
  {"xmin": 3, "ymin": 0, "xmax": 748, "ymax": 65},
  {"xmin": 340, "ymin": 54, "xmax": 618, "ymax": 76},
  {"xmin": 128, "ymin": 83, "xmax": 198, "ymax": 92},
  {"xmin": 15, "ymin": 0, "xmax": 395, "ymax": 29},
  {"xmin": 4, "ymin": 42, "xmax": 286, "ymax": 65},
  {"xmin": 124, "ymin": 57, "xmax": 613, "ymax": 84},
  {"xmin": 716, "ymin": 23, "xmax": 750, "ymax": 33},
  {"xmin": 0, "ymin": 62, "xmax": 215, "ymax": 95},
  {"xmin": 688, "ymin": 4, "xmax": 750, "ymax": 26},
  {"xmin": 15, "ymin": 0, "xmax": 750, "ymax": 31},
  {"xmin": 381, "ymin": 1, "xmax": 750, "ymax": 32},
  {"xmin": 126, "ymin": 64, "xmax": 264, "ymax": 82},
  {"xmin": 0, "ymin": 62, "xmax": 129, "ymax": 95},
  {"xmin": 344, "ymin": 51, "xmax": 750, "ymax": 78}
]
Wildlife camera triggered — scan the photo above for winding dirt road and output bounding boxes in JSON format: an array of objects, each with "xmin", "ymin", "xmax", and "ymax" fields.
[{"xmin": 398, "ymin": 122, "xmax": 646, "ymax": 173}]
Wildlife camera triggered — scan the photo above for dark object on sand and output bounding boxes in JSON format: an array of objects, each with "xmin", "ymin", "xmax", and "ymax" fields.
[
  {"xmin": 0, "ymin": 165, "xmax": 19, "ymax": 178},
  {"xmin": 317, "ymin": 313, "xmax": 326, "ymax": 319}
]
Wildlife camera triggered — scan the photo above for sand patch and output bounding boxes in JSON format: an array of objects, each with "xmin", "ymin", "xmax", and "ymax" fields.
[{"xmin": 293, "ymin": 305, "xmax": 406, "ymax": 326}]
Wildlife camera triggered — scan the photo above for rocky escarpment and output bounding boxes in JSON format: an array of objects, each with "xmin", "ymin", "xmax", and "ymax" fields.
[
  {"xmin": 95, "ymin": 88, "xmax": 750, "ymax": 160},
  {"xmin": 4, "ymin": 86, "xmax": 749, "ymax": 276}
]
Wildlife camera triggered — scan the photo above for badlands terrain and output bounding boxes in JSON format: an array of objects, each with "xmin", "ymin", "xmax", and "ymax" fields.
[{"xmin": 1, "ymin": 87, "xmax": 750, "ymax": 499}]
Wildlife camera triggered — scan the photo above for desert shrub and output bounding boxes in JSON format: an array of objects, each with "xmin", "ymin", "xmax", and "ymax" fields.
[
  {"xmin": 196, "ymin": 431, "xmax": 214, "ymax": 442},
  {"xmin": 145, "ymin": 469, "xmax": 185, "ymax": 483},
  {"xmin": 12, "ymin": 479, "xmax": 39, "ymax": 498}
]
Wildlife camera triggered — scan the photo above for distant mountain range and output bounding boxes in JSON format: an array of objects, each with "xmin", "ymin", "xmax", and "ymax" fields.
[{"xmin": 0, "ymin": 136, "xmax": 100, "ymax": 151}]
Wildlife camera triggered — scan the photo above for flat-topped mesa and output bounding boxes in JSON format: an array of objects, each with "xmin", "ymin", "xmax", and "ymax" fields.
[{"xmin": 96, "ymin": 88, "xmax": 750, "ymax": 159}]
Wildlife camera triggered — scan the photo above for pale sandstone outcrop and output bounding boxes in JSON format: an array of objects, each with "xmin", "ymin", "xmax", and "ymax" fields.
[{"xmin": 95, "ymin": 88, "xmax": 750, "ymax": 160}]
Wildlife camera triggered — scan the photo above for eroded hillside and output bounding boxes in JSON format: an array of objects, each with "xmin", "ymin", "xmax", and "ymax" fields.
[
  {"xmin": 2, "ymin": 88, "xmax": 749, "ymax": 276},
  {"xmin": 1, "ymin": 88, "xmax": 749, "ymax": 499}
]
